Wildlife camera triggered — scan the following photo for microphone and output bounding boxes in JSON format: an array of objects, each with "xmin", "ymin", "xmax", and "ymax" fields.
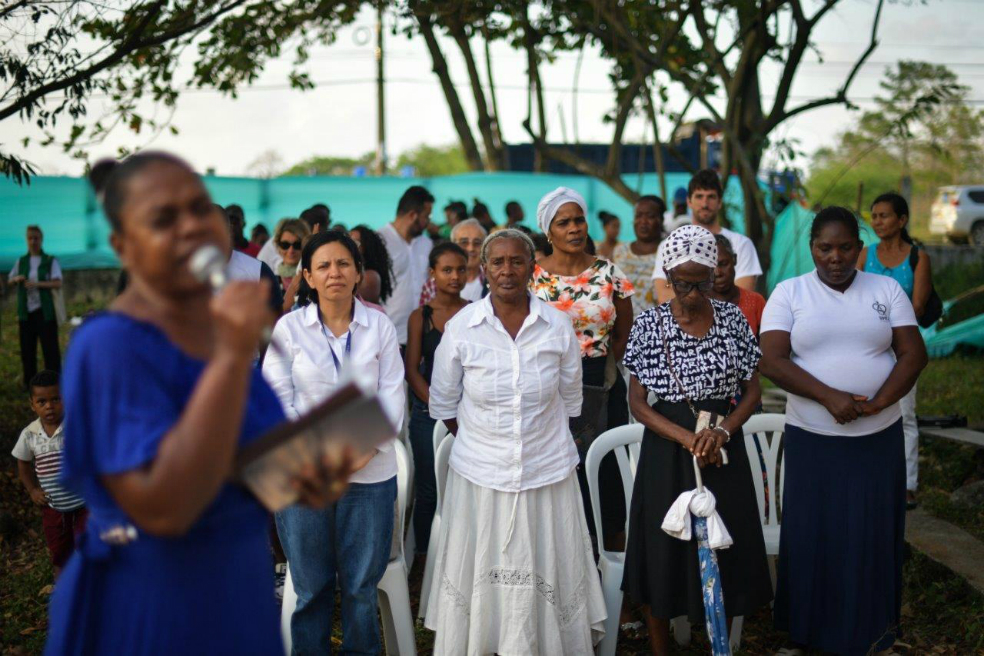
[
  {"xmin": 189, "ymin": 244, "xmax": 229, "ymax": 291},
  {"xmin": 189, "ymin": 244, "xmax": 274, "ymax": 348}
]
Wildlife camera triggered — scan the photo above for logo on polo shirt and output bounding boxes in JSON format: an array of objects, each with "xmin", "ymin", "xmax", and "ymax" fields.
[{"xmin": 872, "ymin": 300, "xmax": 889, "ymax": 321}]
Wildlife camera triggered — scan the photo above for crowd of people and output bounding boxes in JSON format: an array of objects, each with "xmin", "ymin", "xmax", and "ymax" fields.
[{"xmin": 9, "ymin": 149, "xmax": 932, "ymax": 656}]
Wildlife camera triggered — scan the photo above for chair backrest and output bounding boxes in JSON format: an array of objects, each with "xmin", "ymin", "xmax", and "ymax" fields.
[
  {"xmin": 392, "ymin": 438, "xmax": 411, "ymax": 564},
  {"xmin": 399, "ymin": 381, "xmax": 411, "ymax": 446},
  {"xmin": 432, "ymin": 420, "xmax": 449, "ymax": 457},
  {"xmin": 741, "ymin": 413, "xmax": 786, "ymax": 527},
  {"xmin": 585, "ymin": 424, "xmax": 645, "ymax": 559},
  {"xmin": 434, "ymin": 433, "xmax": 455, "ymax": 515}
]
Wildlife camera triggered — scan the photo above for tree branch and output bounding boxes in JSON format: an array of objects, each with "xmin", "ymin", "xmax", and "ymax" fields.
[
  {"xmin": 523, "ymin": 118, "xmax": 640, "ymax": 202},
  {"xmin": 766, "ymin": 0, "xmax": 838, "ymax": 127},
  {"xmin": 480, "ymin": 20, "xmax": 505, "ymax": 167},
  {"xmin": 0, "ymin": 0, "xmax": 251, "ymax": 123},
  {"xmin": 605, "ymin": 72, "xmax": 645, "ymax": 179},
  {"xmin": 766, "ymin": 0, "xmax": 883, "ymax": 130},
  {"xmin": 522, "ymin": 9, "xmax": 548, "ymax": 171},
  {"xmin": 0, "ymin": 0, "xmax": 35, "ymax": 22},
  {"xmin": 689, "ymin": 1, "xmax": 731, "ymax": 85}
]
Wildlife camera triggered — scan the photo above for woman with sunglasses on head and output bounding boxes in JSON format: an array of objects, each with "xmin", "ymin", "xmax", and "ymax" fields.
[
  {"xmin": 273, "ymin": 218, "xmax": 311, "ymax": 313},
  {"xmin": 262, "ymin": 230, "xmax": 405, "ymax": 655},
  {"xmin": 531, "ymin": 187, "xmax": 634, "ymax": 550},
  {"xmin": 45, "ymin": 152, "xmax": 355, "ymax": 655},
  {"xmin": 622, "ymin": 225, "xmax": 772, "ymax": 656}
]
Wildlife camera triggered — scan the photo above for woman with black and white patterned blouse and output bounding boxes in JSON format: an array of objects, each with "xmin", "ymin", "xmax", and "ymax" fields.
[{"xmin": 621, "ymin": 225, "xmax": 772, "ymax": 655}]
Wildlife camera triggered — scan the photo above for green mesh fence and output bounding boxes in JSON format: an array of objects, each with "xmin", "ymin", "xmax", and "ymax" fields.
[{"xmin": 0, "ymin": 171, "xmax": 750, "ymax": 272}]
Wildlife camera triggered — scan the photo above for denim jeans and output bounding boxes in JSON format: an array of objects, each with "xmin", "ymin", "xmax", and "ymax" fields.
[
  {"xmin": 408, "ymin": 398, "xmax": 437, "ymax": 554},
  {"xmin": 276, "ymin": 477, "xmax": 397, "ymax": 655}
]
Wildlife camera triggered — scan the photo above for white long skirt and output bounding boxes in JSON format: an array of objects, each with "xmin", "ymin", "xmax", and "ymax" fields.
[{"xmin": 424, "ymin": 469, "xmax": 607, "ymax": 655}]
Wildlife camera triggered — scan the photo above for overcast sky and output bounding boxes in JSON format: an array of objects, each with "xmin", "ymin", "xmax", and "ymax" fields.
[{"xmin": 8, "ymin": 0, "xmax": 984, "ymax": 178}]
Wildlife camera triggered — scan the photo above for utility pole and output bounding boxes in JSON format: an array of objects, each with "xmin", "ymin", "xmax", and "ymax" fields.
[{"xmin": 374, "ymin": 1, "xmax": 386, "ymax": 176}]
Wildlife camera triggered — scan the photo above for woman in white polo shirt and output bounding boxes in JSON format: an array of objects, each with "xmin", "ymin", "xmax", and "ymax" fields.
[
  {"xmin": 759, "ymin": 206, "xmax": 927, "ymax": 656},
  {"xmin": 262, "ymin": 230, "xmax": 405, "ymax": 655}
]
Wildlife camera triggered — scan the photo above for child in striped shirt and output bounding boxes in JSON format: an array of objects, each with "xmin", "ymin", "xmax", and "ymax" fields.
[{"xmin": 12, "ymin": 370, "xmax": 87, "ymax": 576}]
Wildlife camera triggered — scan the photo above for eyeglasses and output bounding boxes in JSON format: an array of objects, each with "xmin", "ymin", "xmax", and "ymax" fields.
[
  {"xmin": 669, "ymin": 276, "xmax": 713, "ymax": 295},
  {"xmin": 278, "ymin": 240, "xmax": 301, "ymax": 251}
]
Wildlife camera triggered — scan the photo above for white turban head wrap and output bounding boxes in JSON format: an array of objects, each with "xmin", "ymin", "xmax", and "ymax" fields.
[
  {"xmin": 662, "ymin": 224, "xmax": 718, "ymax": 271},
  {"xmin": 536, "ymin": 187, "xmax": 587, "ymax": 235}
]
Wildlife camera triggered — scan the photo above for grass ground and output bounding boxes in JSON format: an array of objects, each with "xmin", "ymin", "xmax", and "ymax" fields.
[{"xmin": 2, "ymin": 299, "xmax": 983, "ymax": 654}]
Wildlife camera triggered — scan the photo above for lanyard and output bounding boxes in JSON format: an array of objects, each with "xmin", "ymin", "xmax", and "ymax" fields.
[{"xmin": 319, "ymin": 307, "xmax": 354, "ymax": 375}]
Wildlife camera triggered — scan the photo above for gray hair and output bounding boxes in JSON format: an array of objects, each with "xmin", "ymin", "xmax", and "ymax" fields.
[
  {"xmin": 480, "ymin": 228, "xmax": 536, "ymax": 266},
  {"xmin": 450, "ymin": 217, "xmax": 488, "ymax": 241}
]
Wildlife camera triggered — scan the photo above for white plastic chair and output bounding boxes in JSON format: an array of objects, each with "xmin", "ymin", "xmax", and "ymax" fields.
[
  {"xmin": 432, "ymin": 420, "xmax": 449, "ymax": 458},
  {"xmin": 723, "ymin": 414, "xmax": 786, "ymax": 651},
  {"xmin": 742, "ymin": 413, "xmax": 787, "ymax": 584},
  {"xmin": 401, "ymin": 382, "xmax": 416, "ymax": 569},
  {"xmin": 377, "ymin": 439, "xmax": 418, "ymax": 655},
  {"xmin": 585, "ymin": 424, "xmax": 643, "ymax": 656},
  {"xmin": 585, "ymin": 425, "xmax": 739, "ymax": 652},
  {"xmin": 417, "ymin": 430, "xmax": 454, "ymax": 619},
  {"xmin": 281, "ymin": 440, "xmax": 417, "ymax": 656}
]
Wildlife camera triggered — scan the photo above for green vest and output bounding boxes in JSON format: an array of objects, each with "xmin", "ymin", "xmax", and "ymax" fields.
[{"xmin": 17, "ymin": 252, "xmax": 55, "ymax": 322}]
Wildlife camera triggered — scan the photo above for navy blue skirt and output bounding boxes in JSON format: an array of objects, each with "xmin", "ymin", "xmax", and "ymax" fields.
[{"xmin": 774, "ymin": 419, "xmax": 906, "ymax": 655}]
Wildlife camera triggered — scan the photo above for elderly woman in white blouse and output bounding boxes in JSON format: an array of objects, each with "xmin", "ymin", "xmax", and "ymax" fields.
[
  {"xmin": 425, "ymin": 228, "xmax": 607, "ymax": 654},
  {"xmin": 262, "ymin": 230, "xmax": 405, "ymax": 655}
]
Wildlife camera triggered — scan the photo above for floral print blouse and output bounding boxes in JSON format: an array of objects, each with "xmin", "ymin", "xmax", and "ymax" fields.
[{"xmin": 531, "ymin": 259, "xmax": 634, "ymax": 359}]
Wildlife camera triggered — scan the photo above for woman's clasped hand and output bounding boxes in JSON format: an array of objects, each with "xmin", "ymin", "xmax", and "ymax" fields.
[{"xmin": 686, "ymin": 427, "xmax": 728, "ymax": 467}]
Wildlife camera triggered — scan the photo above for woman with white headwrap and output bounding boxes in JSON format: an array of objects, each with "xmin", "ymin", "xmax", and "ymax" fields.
[
  {"xmin": 531, "ymin": 187, "xmax": 635, "ymax": 550},
  {"xmin": 621, "ymin": 225, "xmax": 772, "ymax": 654}
]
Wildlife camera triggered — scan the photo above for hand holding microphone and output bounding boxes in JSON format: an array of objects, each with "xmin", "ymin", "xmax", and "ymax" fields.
[
  {"xmin": 211, "ymin": 281, "xmax": 273, "ymax": 360},
  {"xmin": 189, "ymin": 245, "xmax": 275, "ymax": 355}
]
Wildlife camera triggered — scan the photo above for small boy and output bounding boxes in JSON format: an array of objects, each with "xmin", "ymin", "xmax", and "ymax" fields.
[{"xmin": 12, "ymin": 370, "xmax": 87, "ymax": 576}]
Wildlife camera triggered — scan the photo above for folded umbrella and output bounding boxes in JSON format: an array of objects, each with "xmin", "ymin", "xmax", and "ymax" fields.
[{"xmin": 662, "ymin": 450, "xmax": 733, "ymax": 656}]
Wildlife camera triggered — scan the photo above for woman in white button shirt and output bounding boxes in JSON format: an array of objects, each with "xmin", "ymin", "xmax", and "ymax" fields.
[
  {"xmin": 760, "ymin": 207, "xmax": 927, "ymax": 656},
  {"xmin": 425, "ymin": 229, "xmax": 607, "ymax": 654},
  {"xmin": 263, "ymin": 230, "xmax": 405, "ymax": 654}
]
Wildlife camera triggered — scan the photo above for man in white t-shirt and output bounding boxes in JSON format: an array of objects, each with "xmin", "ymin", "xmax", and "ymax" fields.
[
  {"xmin": 379, "ymin": 186, "xmax": 434, "ymax": 345},
  {"xmin": 652, "ymin": 169, "xmax": 762, "ymax": 304}
]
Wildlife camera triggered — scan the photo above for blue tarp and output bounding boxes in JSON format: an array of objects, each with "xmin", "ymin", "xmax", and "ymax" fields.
[{"xmin": 0, "ymin": 171, "xmax": 750, "ymax": 270}]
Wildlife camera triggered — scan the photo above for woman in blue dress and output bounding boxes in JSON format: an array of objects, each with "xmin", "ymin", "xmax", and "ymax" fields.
[{"xmin": 45, "ymin": 151, "xmax": 354, "ymax": 655}]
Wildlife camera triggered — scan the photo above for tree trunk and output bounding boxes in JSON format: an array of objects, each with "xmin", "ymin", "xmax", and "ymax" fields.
[
  {"xmin": 523, "ymin": 12, "xmax": 548, "ymax": 172},
  {"xmin": 416, "ymin": 13, "xmax": 484, "ymax": 171},
  {"xmin": 482, "ymin": 22, "xmax": 508, "ymax": 170},
  {"xmin": 643, "ymin": 82, "xmax": 668, "ymax": 203},
  {"xmin": 448, "ymin": 19, "xmax": 502, "ymax": 171}
]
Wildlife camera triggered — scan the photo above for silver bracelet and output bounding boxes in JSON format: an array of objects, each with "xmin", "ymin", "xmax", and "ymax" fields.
[{"xmin": 714, "ymin": 425, "xmax": 731, "ymax": 442}]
